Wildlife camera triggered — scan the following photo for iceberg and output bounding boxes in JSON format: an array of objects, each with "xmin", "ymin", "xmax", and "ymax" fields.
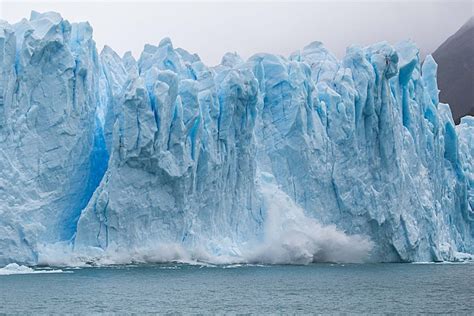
[{"xmin": 0, "ymin": 12, "xmax": 472, "ymax": 266}]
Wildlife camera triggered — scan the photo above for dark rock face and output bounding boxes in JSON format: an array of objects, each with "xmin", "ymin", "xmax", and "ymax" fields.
[{"xmin": 433, "ymin": 17, "xmax": 474, "ymax": 124}]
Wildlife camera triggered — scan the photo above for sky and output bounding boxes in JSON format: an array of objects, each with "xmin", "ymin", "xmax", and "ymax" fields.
[{"xmin": 1, "ymin": 0, "xmax": 473, "ymax": 66}]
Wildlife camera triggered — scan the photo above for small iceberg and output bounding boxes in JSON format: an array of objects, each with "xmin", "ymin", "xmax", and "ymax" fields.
[{"xmin": 0, "ymin": 263, "xmax": 66, "ymax": 276}]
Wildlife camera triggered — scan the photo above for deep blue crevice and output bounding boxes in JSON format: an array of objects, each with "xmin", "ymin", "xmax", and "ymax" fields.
[
  {"xmin": 60, "ymin": 118, "xmax": 110, "ymax": 241},
  {"xmin": 444, "ymin": 122, "xmax": 464, "ymax": 180}
]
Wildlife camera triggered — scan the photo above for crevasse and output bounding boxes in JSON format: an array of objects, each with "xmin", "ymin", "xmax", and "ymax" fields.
[{"xmin": 0, "ymin": 12, "xmax": 472, "ymax": 266}]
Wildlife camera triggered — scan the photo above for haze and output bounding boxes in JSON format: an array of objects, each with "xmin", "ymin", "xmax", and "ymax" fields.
[{"xmin": 1, "ymin": 0, "xmax": 473, "ymax": 66}]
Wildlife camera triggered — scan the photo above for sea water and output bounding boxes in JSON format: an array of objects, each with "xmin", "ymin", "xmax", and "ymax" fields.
[{"xmin": 1, "ymin": 263, "xmax": 473, "ymax": 314}]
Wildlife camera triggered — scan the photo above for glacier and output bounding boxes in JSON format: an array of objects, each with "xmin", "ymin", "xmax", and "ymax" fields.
[{"xmin": 0, "ymin": 12, "xmax": 472, "ymax": 266}]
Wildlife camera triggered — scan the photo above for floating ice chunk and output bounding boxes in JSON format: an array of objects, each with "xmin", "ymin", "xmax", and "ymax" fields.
[{"xmin": 0, "ymin": 263, "xmax": 65, "ymax": 275}]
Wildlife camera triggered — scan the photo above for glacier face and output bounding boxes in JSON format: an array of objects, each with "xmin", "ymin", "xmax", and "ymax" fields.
[{"xmin": 0, "ymin": 12, "xmax": 473, "ymax": 266}]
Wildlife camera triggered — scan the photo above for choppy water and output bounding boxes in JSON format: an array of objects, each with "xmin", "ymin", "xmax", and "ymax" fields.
[{"xmin": 1, "ymin": 263, "xmax": 473, "ymax": 314}]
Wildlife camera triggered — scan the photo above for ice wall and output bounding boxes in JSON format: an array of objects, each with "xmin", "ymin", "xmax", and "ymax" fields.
[
  {"xmin": 251, "ymin": 42, "xmax": 473, "ymax": 261},
  {"xmin": 0, "ymin": 12, "xmax": 472, "ymax": 265}
]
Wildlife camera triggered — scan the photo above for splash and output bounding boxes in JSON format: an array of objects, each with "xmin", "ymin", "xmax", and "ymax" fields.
[{"xmin": 245, "ymin": 173, "xmax": 374, "ymax": 264}]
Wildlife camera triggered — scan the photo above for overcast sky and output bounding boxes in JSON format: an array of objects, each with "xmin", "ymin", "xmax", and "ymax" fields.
[{"xmin": 1, "ymin": 1, "xmax": 473, "ymax": 66}]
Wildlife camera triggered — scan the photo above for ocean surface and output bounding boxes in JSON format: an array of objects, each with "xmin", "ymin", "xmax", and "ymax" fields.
[{"xmin": 1, "ymin": 263, "xmax": 473, "ymax": 314}]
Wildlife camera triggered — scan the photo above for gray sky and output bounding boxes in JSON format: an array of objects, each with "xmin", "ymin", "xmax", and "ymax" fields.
[{"xmin": 1, "ymin": 1, "xmax": 473, "ymax": 66}]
